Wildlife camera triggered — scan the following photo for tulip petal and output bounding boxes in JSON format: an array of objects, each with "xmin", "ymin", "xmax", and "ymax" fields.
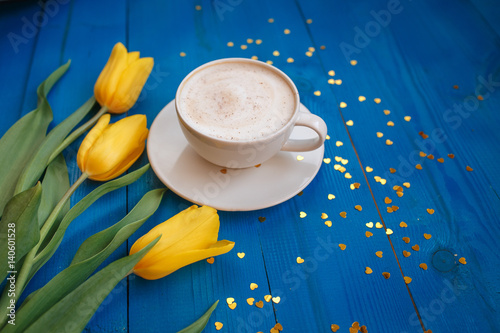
[
  {"xmin": 84, "ymin": 115, "xmax": 148, "ymax": 180},
  {"xmin": 127, "ymin": 51, "xmax": 140, "ymax": 64},
  {"xmin": 133, "ymin": 240, "xmax": 235, "ymax": 280},
  {"xmin": 107, "ymin": 57, "xmax": 154, "ymax": 114},
  {"xmin": 77, "ymin": 114, "xmax": 110, "ymax": 173},
  {"xmin": 94, "ymin": 42, "xmax": 129, "ymax": 109}
]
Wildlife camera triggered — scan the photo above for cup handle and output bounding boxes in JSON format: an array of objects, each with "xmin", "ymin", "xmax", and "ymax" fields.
[{"xmin": 281, "ymin": 112, "xmax": 328, "ymax": 152}]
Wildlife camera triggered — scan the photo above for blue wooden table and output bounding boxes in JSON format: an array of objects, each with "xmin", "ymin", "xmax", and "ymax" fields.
[{"xmin": 1, "ymin": 0, "xmax": 500, "ymax": 332}]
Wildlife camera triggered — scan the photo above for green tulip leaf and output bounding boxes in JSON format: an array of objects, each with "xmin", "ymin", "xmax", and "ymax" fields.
[
  {"xmin": 9, "ymin": 188, "xmax": 165, "ymax": 333},
  {"xmin": 15, "ymin": 96, "xmax": 97, "ymax": 194},
  {"xmin": 23, "ymin": 237, "xmax": 160, "ymax": 333},
  {"xmin": 0, "ymin": 183, "xmax": 42, "ymax": 283},
  {"xmin": 0, "ymin": 61, "xmax": 70, "ymax": 217},
  {"xmin": 177, "ymin": 300, "xmax": 219, "ymax": 333},
  {"xmin": 28, "ymin": 164, "xmax": 150, "ymax": 282}
]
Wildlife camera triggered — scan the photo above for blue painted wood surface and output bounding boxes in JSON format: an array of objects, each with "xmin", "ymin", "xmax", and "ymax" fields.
[{"xmin": 1, "ymin": 0, "xmax": 499, "ymax": 332}]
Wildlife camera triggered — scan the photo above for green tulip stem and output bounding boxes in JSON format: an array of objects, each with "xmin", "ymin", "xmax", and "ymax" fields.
[
  {"xmin": 47, "ymin": 104, "xmax": 108, "ymax": 165},
  {"xmin": 0, "ymin": 172, "xmax": 89, "ymax": 327}
]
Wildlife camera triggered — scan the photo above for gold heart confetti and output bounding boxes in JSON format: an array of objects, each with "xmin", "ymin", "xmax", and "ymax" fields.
[
  {"xmin": 365, "ymin": 267, "xmax": 373, "ymax": 274},
  {"xmin": 393, "ymin": 185, "xmax": 403, "ymax": 191},
  {"xmin": 272, "ymin": 296, "xmax": 281, "ymax": 304},
  {"xmin": 321, "ymin": 213, "xmax": 328, "ymax": 219},
  {"xmin": 314, "ymin": 90, "xmax": 321, "ymax": 96},
  {"xmin": 258, "ymin": 216, "xmax": 266, "ymax": 222},
  {"xmin": 296, "ymin": 257, "xmax": 305, "ymax": 264},
  {"xmin": 400, "ymin": 222, "xmax": 408, "ymax": 228},
  {"xmin": 419, "ymin": 263, "xmax": 428, "ymax": 270},
  {"xmin": 424, "ymin": 233, "xmax": 432, "ymax": 240},
  {"xmin": 389, "ymin": 168, "xmax": 396, "ymax": 173},
  {"xmin": 255, "ymin": 300, "xmax": 264, "ymax": 308},
  {"xmin": 334, "ymin": 164, "xmax": 341, "ymax": 171},
  {"xmin": 383, "ymin": 109, "xmax": 391, "ymax": 115},
  {"xmin": 448, "ymin": 153, "xmax": 455, "ymax": 159},
  {"xmin": 375, "ymin": 222, "xmax": 383, "ymax": 229},
  {"xmin": 380, "ymin": 178, "xmax": 387, "ymax": 185},
  {"xmin": 384, "ymin": 197, "xmax": 392, "ymax": 204},
  {"xmin": 341, "ymin": 158, "xmax": 348, "ymax": 165},
  {"xmin": 237, "ymin": 252, "xmax": 245, "ymax": 259},
  {"xmin": 340, "ymin": 102, "xmax": 347, "ymax": 108},
  {"xmin": 420, "ymin": 151, "xmax": 427, "ymax": 157},
  {"xmin": 387, "ymin": 121, "xmax": 394, "ymax": 126},
  {"xmin": 427, "ymin": 208, "xmax": 435, "ymax": 215},
  {"xmin": 354, "ymin": 205, "xmax": 362, "ymax": 211},
  {"xmin": 382, "ymin": 272, "xmax": 391, "ymax": 279},
  {"xmin": 366, "ymin": 222, "xmax": 374, "ymax": 228},
  {"xmin": 246, "ymin": 298, "xmax": 255, "ymax": 305},
  {"xmin": 335, "ymin": 79, "xmax": 342, "ymax": 85},
  {"xmin": 220, "ymin": 169, "xmax": 227, "ymax": 174},
  {"xmin": 375, "ymin": 251, "xmax": 383, "ymax": 258},
  {"xmin": 264, "ymin": 295, "xmax": 272, "ymax": 302},
  {"xmin": 215, "ymin": 322, "xmax": 223, "ymax": 330},
  {"xmin": 386, "ymin": 228, "xmax": 394, "ymax": 235},
  {"xmin": 386, "ymin": 139, "xmax": 393, "ymax": 145},
  {"xmin": 300, "ymin": 211, "xmax": 307, "ymax": 218},
  {"xmin": 331, "ymin": 324, "xmax": 340, "ymax": 332},
  {"xmin": 416, "ymin": 164, "xmax": 423, "ymax": 170},
  {"xmin": 365, "ymin": 231, "xmax": 373, "ymax": 238},
  {"xmin": 328, "ymin": 194, "xmax": 335, "ymax": 200},
  {"xmin": 397, "ymin": 191, "xmax": 404, "ymax": 197},
  {"xmin": 328, "ymin": 70, "xmax": 335, "ymax": 76},
  {"xmin": 358, "ymin": 96, "xmax": 366, "ymax": 102},
  {"xmin": 350, "ymin": 60, "xmax": 358, "ymax": 66},
  {"xmin": 403, "ymin": 182, "xmax": 410, "ymax": 188},
  {"xmin": 412, "ymin": 245, "xmax": 420, "ymax": 251},
  {"xmin": 346, "ymin": 120, "xmax": 354, "ymax": 126},
  {"xmin": 325, "ymin": 221, "xmax": 332, "ymax": 227},
  {"xmin": 250, "ymin": 283, "xmax": 258, "ymax": 290},
  {"xmin": 328, "ymin": 78, "xmax": 335, "ymax": 84},
  {"xmin": 226, "ymin": 297, "xmax": 235, "ymax": 305},
  {"xmin": 419, "ymin": 131, "xmax": 429, "ymax": 139},
  {"xmin": 437, "ymin": 158, "xmax": 444, "ymax": 163},
  {"xmin": 459, "ymin": 257, "xmax": 467, "ymax": 265},
  {"xmin": 427, "ymin": 154, "xmax": 435, "ymax": 160},
  {"xmin": 344, "ymin": 173, "xmax": 352, "ymax": 179},
  {"xmin": 404, "ymin": 116, "xmax": 411, "ymax": 121},
  {"xmin": 334, "ymin": 156, "xmax": 342, "ymax": 162},
  {"xmin": 339, "ymin": 244, "xmax": 346, "ymax": 250},
  {"xmin": 228, "ymin": 302, "xmax": 237, "ymax": 310},
  {"xmin": 207, "ymin": 257, "xmax": 215, "ymax": 264},
  {"xmin": 296, "ymin": 155, "xmax": 304, "ymax": 161},
  {"xmin": 376, "ymin": 132, "xmax": 384, "ymax": 138},
  {"xmin": 387, "ymin": 207, "xmax": 394, "ymax": 213},
  {"xmin": 466, "ymin": 166, "xmax": 473, "ymax": 172},
  {"xmin": 392, "ymin": 205, "xmax": 399, "ymax": 211},
  {"xmin": 402, "ymin": 237, "xmax": 410, "ymax": 244},
  {"xmin": 323, "ymin": 158, "xmax": 331, "ymax": 164},
  {"xmin": 255, "ymin": 164, "xmax": 261, "ymax": 168},
  {"xmin": 403, "ymin": 250, "xmax": 411, "ymax": 257},
  {"xmin": 404, "ymin": 276, "xmax": 412, "ymax": 284},
  {"xmin": 274, "ymin": 323, "xmax": 283, "ymax": 331},
  {"xmin": 374, "ymin": 98, "xmax": 381, "ymax": 104},
  {"xmin": 336, "ymin": 141, "xmax": 343, "ymax": 146},
  {"xmin": 340, "ymin": 211, "xmax": 347, "ymax": 218},
  {"xmin": 366, "ymin": 166, "xmax": 373, "ymax": 172}
]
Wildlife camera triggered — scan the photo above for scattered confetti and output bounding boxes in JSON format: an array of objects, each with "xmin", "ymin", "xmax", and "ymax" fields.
[
  {"xmin": 247, "ymin": 38, "xmax": 253, "ymax": 44},
  {"xmin": 416, "ymin": 164, "xmax": 423, "ymax": 170},
  {"xmin": 387, "ymin": 121, "xmax": 394, "ymax": 126},
  {"xmin": 365, "ymin": 267, "xmax": 373, "ymax": 274},
  {"xmin": 215, "ymin": 322, "xmax": 223, "ymax": 330},
  {"xmin": 284, "ymin": 29, "xmax": 290, "ymax": 34},
  {"xmin": 466, "ymin": 166, "xmax": 473, "ymax": 171},
  {"xmin": 240, "ymin": 45, "xmax": 247, "ymax": 50},
  {"xmin": 272, "ymin": 296, "xmax": 281, "ymax": 304},
  {"xmin": 427, "ymin": 208, "xmax": 435, "ymax": 215},
  {"xmin": 328, "ymin": 70, "xmax": 335, "ymax": 76},
  {"xmin": 321, "ymin": 213, "xmax": 328, "ymax": 219},
  {"xmin": 448, "ymin": 153, "xmax": 455, "ymax": 159},
  {"xmin": 305, "ymin": 51, "xmax": 313, "ymax": 57},
  {"xmin": 180, "ymin": 52, "xmax": 186, "ymax": 57},
  {"xmin": 320, "ymin": 45, "xmax": 326, "ymax": 50},
  {"xmin": 404, "ymin": 116, "xmax": 411, "ymax": 121},
  {"xmin": 325, "ymin": 221, "xmax": 332, "ymax": 227},
  {"xmin": 403, "ymin": 250, "xmax": 411, "ymax": 257},
  {"xmin": 340, "ymin": 102, "xmax": 347, "ymax": 108},
  {"xmin": 339, "ymin": 244, "xmax": 346, "ymax": 250},
  {"xmin": 328, "ymin": 194, "xmax": 335, "ymax": 200},
  {"xmin": 375, "ymin": 222, "xmax": 383, "ymax": 229},
  {"xmin": 226, "ymin": 297, "xmax": 235, "ymax": 305},
  {"xmin": 340, "ymin": 211, "xmax": 347, "ymax": 218},
  {"xmin": 403, "ymin": 182, "xmax": 410, "ymax": 188},
  {"xmin": 336, "ymin": 141, "xmax": 343, "ymax": 146},
  {"xmin": 306, "ymin": 18, "xmax": 313, "ymax": 24},
  {"xmin": 255, "ymin": 300, "xmax": 264, "ymax": 308},
  {"xmin": 375, "ymin": 251, "xmax": 383, "ymax": 258},
  {"xmin": 404, "ymin": 276, "xmax": 412, "ymax": 284},
  {"xmin": 296, "ymin": 257, "xmax": 305, "ymax": 264},
  {"xmin": 383, "ymin": 110, "xmax": 390, "ymax": 115},
  {"xmin": 273, "ymin": 50, "xmax": 280, "ymax": 56},
  {"xmin": 437, "ymin": 158, "xmax": 444, "ymax": 163},
  {"xmin": 227, "ymin": 41, "xmax": 234, "ymax": 47},
  {"xmin": 220, "ymin": 169, "xmax": 227, "ymax": 174},
  {"xmin": 358, "ymin": 96, "xmax": 366, "ymax": 102},
  {"xmin": 323, "ymin": 158, "xmax": 331, "ymax": 164},
  {"xmin": 287, "ymin": 57, "xmax": 294, "ymax": 63},
  {"xmin": 459, "ymin": 257, "xmax": 467, "ymax": 265},
  {"xmin": 397, "ymin": 192, "xmax": 404, "ymax": 197},
  {"xmin": 251, "ymin": 55, "xmax": 258, "ymax": 60},
  {"xmin": 384, "ymin": 197, "xmax": 392, "ymax": 204},
  {"xmin": 268, "ymin": 18, "xmax": 274, "ymax": 23},
  {"xmin": 419, "ymin": 263, "xmax": 428, "ymax": 270},
  {"xmin": 386, "ymin": 139, "xmax": 393, "ymax": 146},
  {"xmin": 266, "ymin": 60, "xmax": 273, "ymax": 65},
  {"xmin": 326, "ymin": 134, "xmax": 330, "ymax": 140},
  {"xmin": 328, "ymin": 79, "xmax": 335, "ymax": 84},
  {"xmin": 366, "ymin": 231, "xmax": 373, "ymax": 238},
  {"xmin": 246, "ymin": 298, "xmax": 254, "ymax": 305},
  {"xmin": 207, "ymin": 257, "xmax": 214, "ymax": 264},
  {"xmin": 308, "ymin": 47, "xmax": 315, "ymax": 52},
  {"xmin": 331, "ymin": 324, "xmax": 340, "ymax": 332},
  {"xmin": 412, "ymin": 244, "xmax": 420, "ymax": 251},
  {"xmin": 427, "ymin": 154, "xmax": 435, "ymax": 160},
  {"xmin": 237, "ymin": 252, "xmax": 245, "ymax": 259},
  {"xmin": 390, "ymin": 168, "xmax": 396, "ymax": 173},
  {"xmin": 477, "ymin": 95, "xmax": 484, "ymax": 100},
  {"xmin": 258, "ymin": 216, "xmax": 266, "ymax": 222},
  {"xmin": 228, "ymin": 302, "xmax": 237, "ymax": 310},
  {"xmin": 400, "ymin": 222, "xmax": 408, "ymax": 228},
  {"xmin": 453, "ymin": 85, "xmax": 459, "ymax": 89},
  {"xmin": 195, "ymin": 5, "xmax": 202, "ymax": 10},
  {"xmin": 354, "ymin": 205, "xmax": 362, "ymax": 211},
  {"xmin": 376, "ymin": 132, "xmax": 383, "ymax": 138},
  {"xmin": 386, "ymin": 228, "xmax": 394, "ymax": 235},
  {"xmin": 424, "ymin": 233, "xmax": 432, "ymax": 240},
  {"xmin": 419, "ymin": 131, "xmax": 429, "ymax": 139},
  {"xmin": 366, "ymin": 222, "xmax": 374, "ymax": 228},
  {"xmin": 264, "ymin": 295, "xmax": 272, "ymax": 302},
  {"xmin": 346, "ymin": 120, "xmax": 354, "ymax": 126},
  {"xmin": 297, "ymin": 155, "xmax": 304, "ymax": 161},
  {"xmin": 299, "ymin": 211, "xmax": 307, "ymax": 218},
  {"xmin": 366, "ymin": 166, "xmax": 373, "ymax": 172},
  {"xmin": 382, "ymin": 272, "xmax": 391, "ymax": 279},
  {"xmin": 314, "ymin": 90, "xmax": 321, "ymax": 96},
  {"xmin": 350, "ymin": 60, "xmax": 358, "ymax": 66},
  {"xmin": 273, "ymin": 323, "xmax": 283, "ymax": 331},
  {"xmin": 335, "ymin": 79, "xmax": 342, "ymax": 85},
  {"xmin": 402, "ymin": 237, "xmax": 410, "ymax": 244},
  {"xmin": 250, "ymin": 283, "xmax": 258, "ymax": 290},
  {"xmin": 256, "ymin": 39, "xmax": 262, "ymax": 45}
]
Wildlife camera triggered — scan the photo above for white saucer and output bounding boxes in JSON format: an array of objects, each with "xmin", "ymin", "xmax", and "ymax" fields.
[{"xmin": 147, "ymin": 100, "xmax": 324, "ymax": 211}]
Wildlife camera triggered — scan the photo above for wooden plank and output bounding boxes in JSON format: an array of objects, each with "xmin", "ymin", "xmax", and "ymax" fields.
[
  {"xmin": 298, "ymin": 0, "xmax": 500, "ymax": 332},
  {"xmin": 127, "ymin": 0, "xmax": 418, "ymax": 332}
]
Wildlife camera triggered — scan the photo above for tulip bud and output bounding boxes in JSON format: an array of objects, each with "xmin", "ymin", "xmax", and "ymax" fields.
[
  {"xmin": 77, "ymin": 114, "xmax": 148, "ymax": 181},
  {"xmin": 130, "ymin": 205, "xmax": 235, "ymax": 280},
  {"xmin": 94, "ymin": 42, "xmax": 154, "ymax": 114}
]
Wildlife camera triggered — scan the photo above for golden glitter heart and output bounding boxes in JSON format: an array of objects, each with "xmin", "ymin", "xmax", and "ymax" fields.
[
  {"xmin": 328, "ymin": 78, "xmax": 334, "ymax": 84},
  {"xmin": 366, "ymin": 222, "xmax": 373, "ymax": 228},
  {"xmin": 344, "ymin": 173, "xmax": 352, "ymax": 179},
  {"xmin": 375, "ymin": 251, "xmax": 383, "ymax": 258},
  {"xmin": 427, "ymin": 208, "xmax": 434, "ymax": 215},
  {"xmin": 416, "ymin": 164, "xmax": 423, "ymax": 170},
  {"xmin": 459, "ymin": 257, "xmax": 467, "ymax": 265},
  {"xmin": 374, "ymin": 98, "xmax": 381, "ymax": 104},
  {"xmin": 331, "ymin": 324, "xmax": 340, "ymax": 332},
  {"xmin": 258, "ymin": 216, "xmax": 266, "ymax": 222},
  {"xmin": 296, "ymin": 257, "xmax": 304, "ymax": 264},
  {"xmin": 387, "ymin": 207, "xmax": 394, "ymax": 213},
  {"xmin": 402, "ymin": 237, "xmax": 410, "ymax": 244},
  {"xmin": 392, "ymin": 205, "xmax": 399, "ymax": 211},
  {"xmin": 365, "ymin": 267, "xmax": 373, "ymax": 274},
  {"xmin": 325, "ymin": 221, "xmax": 332, "ymax": 227},
  {"xmin": 254, "ymin": 164, "xmax": 261, "ymax": 167},
  {"xmin": 423, "ymin": 233, "xmax": 432, "ymax": 240},
  {"xmin": 314, "ymin": 90, "xmax": 321, "ymax": 96},
  {"xmin": 272, "ymin": 296, "xmax": 281, "ymax": 304},
  {"xmin": 365, "ymin": 231, "xmax": 373, "ymax": 237},
  {"xmin": 383, "ymin": 109, "xmax": 391, "ymax": 115},
  {"xmin": 448, "ymin": 153, "xmax": 455, "ymax": 159},
  {"xmin": 437, "ymin": 158, "xmax": 444, "ymax": 163},
  {"xmin": 246, "ymin": 298, "xmax": 255, "ymax": 305},
  {"xmin": 300, "ymin": 211, "xmax": 307, "ymax": 218},
  {"xmin": 206, "ymin": 257, "xmax": 215, "ymax": 264},
  {"xmin": 346, "ymin": 120, "xmax": 354, "ymax": 126},
  {"xmin": 400, "ymin": 222, "xmax": 408, "ymax": 228},
  {"xmin": 389, "ymin": 168, "xmax": 396, "ymax": 173},
  {"xmin": 419, "ymin": 263, "xmax": 428, "ymax": 270},
  {"xmin": 366, "ymin": 166, "xmax": 373, "ymax": 172},
  {"xmin": 264, "ymin": 295, "xmax": 272, "ymax": 302},
  {"xmin": 382, "ymin": 272, "xmax": 391, "ymax": 279},
  {"xmin": 403, "ymin": 182, "xmax": 410, "ymax": 188},
  {"xmin": 328, "ymin": 70, "xmax": 335, "ymax": 76},
  {"xmin": 412, "ymin": 245, "xmax": 420, "ymax": 251},
  {"xmin": 323, "ymin": 158, "xmax": 331, "ymax": 164},
  {"xmin": 466, "ymin": 166, "xmax": 473, "ymax": 171},
  {"xmin": 420, "ymin": 151, "xmax": 427, "ymax": 157},
  {"xmin": 376, "ymin": 132, "xmax": 383, "ymax": 138},
  {"xmin": 321, "ymin": 213, "xmax": 328, "ymax": 219},
  {"xmin": 255, "ymin": 300, "xmax": 264, "ymax": 308},
  {"xmin": 328, "ymin": 194, "xmax": 335, "ymax": 200},
  {"xmin": 334, "ymin": 164, "xmax": 341, "ymax": 170},
  {"xmin": 339, "ymin": 244, "xmax": 346, "ymax": 250},
  {"xmin": 339, "ymin": 166, "xmax": 346, "ymax": 173},
  {"xmin": 403, "ymin": 250, "xmax": 411, "ymax": 257},
  {"xmin": 397, "ymin": 191, "xmax": 404, "ymax": 197},
  {"xmin": 339, "ymin": 211, "xmax": 347, "ymax": 218},
  {"xmin": 375, "ymin": 222, "xmax": 383, "ymax": 229},
  {"xmin": 340, "ymin": 102, "xmax": 347, "ymax": 108},
  {"xmin": 404, "ymin": 116, "xmax": 411, "ymax": 121},
  {"xmin": 384, "ymin": 197, "xmax": 392, "ymax": 204},
  {"xmin": 393, "ymin": 185, "xmax": 403, "ymax": 191},
  {"xmin": 387, "ymin": 121, "xmax": 394, "ymax": 126},
  {"xmin": 386, "ymin": 139, "xmax": 393, "ymax": 145},
  {"xmin": 215, "ymin": 322, "xmax": 223, "ymax": 330},
  {"xmin": 274, "ymin": 323, "xmax": 283, "ymax": 331},
  {"xmin": 358, "ymin": 96, "xmax": 366, "ymax": 102},
  {"xmin": 380, "ymin": 179, "xmax": 387, "ymax": 185},
  {"xmin": 341, "ymin": 158, "xmax": 348, "ymax": 165},
  {"xmin": 296, "ymin": 155, "xmax": 304, "ymax": 161},
  {"xmin": 250, "ymin": 283, "xmax": 258, "ymax": 290},
  {"xmin": 404, "ymin": 276, "xmax": 412, "ymax": 284},
  {"xmin": 220, "ymin": 169, "xmax": 227, "ymax": 174},
  {"xmin": 226, "ymin": 297, "xmax": 235, "ymax": 305},
  {"xmin": 336, "ymin": 141, "xmax": 343, "ymax": 146},
  {"xmin": 237, "ymin": 252, "xmax": 245, "ymax": 259},
  {"xmin": 334, "ymin": 156, "xmax": 342, "ymax": 162},
  {"xmin": 228, "ymin": 302, "xmax": 237, "ymax": 310},
  {"xmin": 353, "ymin": 182, "xmax": 360, "ymax": 188},
  {"xmin": 386, "ymin": 228, "xmax": 394, "ymax": 235},
  {"xmin": 354, "ymin": 205, "xmax": 362, "ymax": 211},
  {"xmin": 427, "ymin": 154, "xmax": 435, "ymax": 160}
]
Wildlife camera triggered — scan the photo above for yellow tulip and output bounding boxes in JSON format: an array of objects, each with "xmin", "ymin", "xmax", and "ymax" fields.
[
  {"xmin": 94, "ymin": 42, "xmax": 154, "ymax": 114},
  {"xmin": 77, "ymin": 114, "xmax": 148, "ymax": 181},
  {"xmin": 130, "ymin": 205, "xmax": 235, "ymax": 280}
]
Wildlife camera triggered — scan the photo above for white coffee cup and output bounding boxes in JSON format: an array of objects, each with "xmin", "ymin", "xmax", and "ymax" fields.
[{"xmin": 175, "ymin": 58, "xmax": 327, "ymax": 168}]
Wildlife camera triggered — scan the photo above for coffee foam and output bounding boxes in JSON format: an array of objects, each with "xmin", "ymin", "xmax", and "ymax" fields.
[{"xmin": 178, "ymin": 61, "xmax": 296, "ymax": 141}]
